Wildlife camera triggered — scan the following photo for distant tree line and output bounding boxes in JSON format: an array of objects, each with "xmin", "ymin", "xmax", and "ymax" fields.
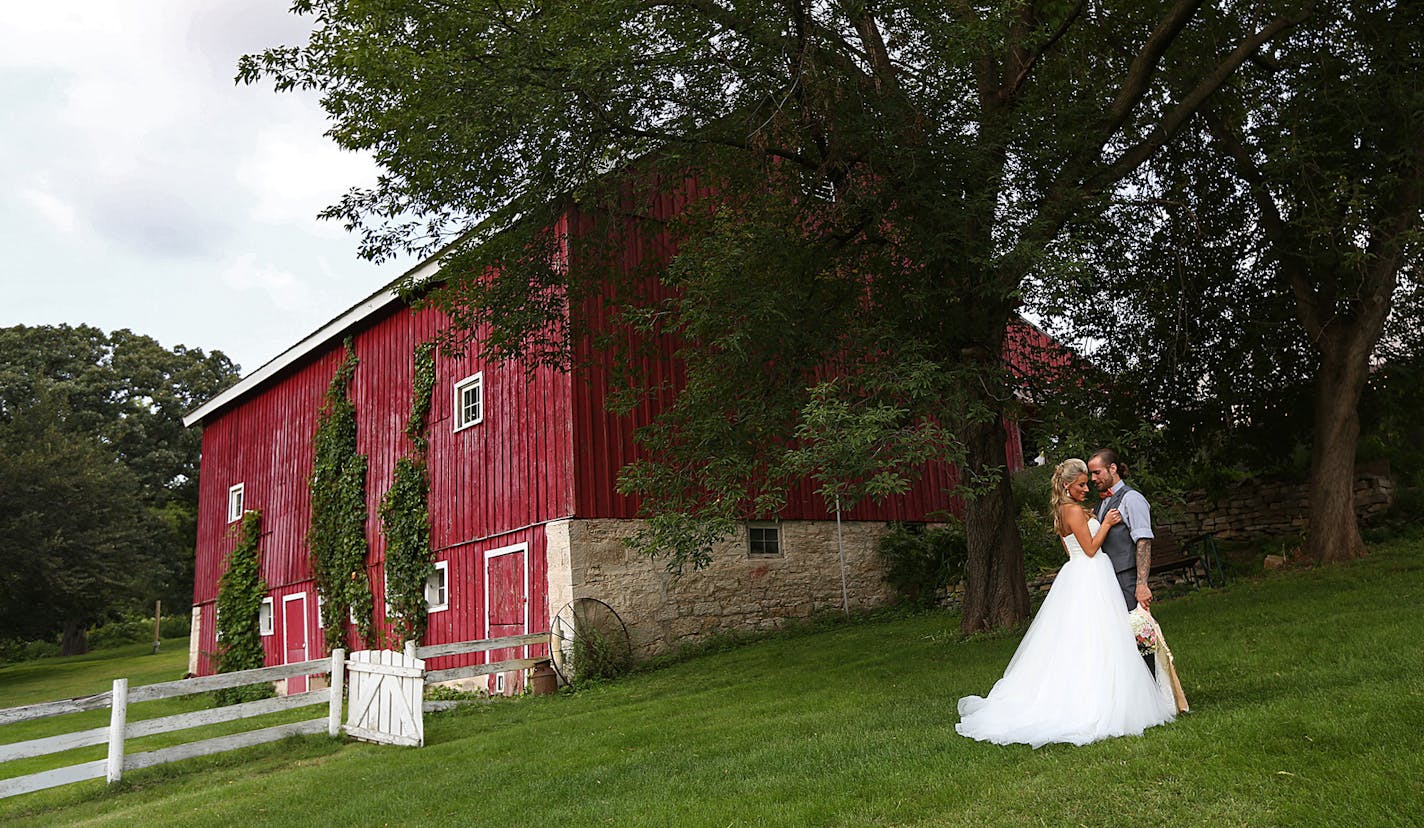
[{"xmin": 0, "ymin": 324, "xmax": 239, "ymax": 655}]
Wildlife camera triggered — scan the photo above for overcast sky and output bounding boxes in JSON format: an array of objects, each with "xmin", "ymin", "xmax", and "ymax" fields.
[{"xmin": 1, "ymin": 2, "xmax": 409, "ymax": 375}]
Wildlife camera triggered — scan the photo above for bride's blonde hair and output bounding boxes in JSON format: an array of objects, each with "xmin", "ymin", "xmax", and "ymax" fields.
[{"xmin": 1051, "ymin": 458, "xmax": 1090, "ymax": 536}]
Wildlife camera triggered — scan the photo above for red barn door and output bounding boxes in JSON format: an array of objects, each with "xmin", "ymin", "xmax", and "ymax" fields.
[
  {"xmin": 282, "ymin": 593, "xmax": 309, "ymax": 694},
  {"xmin": 484, "ymin": 544, "xmax": 527, "ymax": 696}
]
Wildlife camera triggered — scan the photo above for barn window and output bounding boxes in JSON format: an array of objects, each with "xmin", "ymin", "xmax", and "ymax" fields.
[
  {"xmin": 259, "ymin": 597, "xmax": 274, "ymax": 637},
  {"xmin": 453, "ymin": 372, "xmax": 484, "ymax": 431},
  {"xmin": 227, "ymin": 483, "xmax": 245, "ymax": 523},
  {"xmin": 748, "ymin": 522, "xmax": 782, "ymax": 557},
  {"xmin": 426, "ymin": 561, "xmax": 449, "ymax": 612}
]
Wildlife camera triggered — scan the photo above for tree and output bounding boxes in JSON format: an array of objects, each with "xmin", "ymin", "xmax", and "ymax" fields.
[
  {"xmin": 0, "ymin": 395, "xmax": 161, "ymax": 654},
  {"xmin": 0, "ymin": 324, "xmax": 240, "ymax": 645},
  {"xmin": 1038, "ymin": 2, "xmax": 1422, "ymax": 564},
  {"xmin": 244, "ymin": 1, "xmax": 1307, "ymax": 632},
  {"xmin": 1203, "ymin": 2, "xmax": 1422, "ymax": 563}
]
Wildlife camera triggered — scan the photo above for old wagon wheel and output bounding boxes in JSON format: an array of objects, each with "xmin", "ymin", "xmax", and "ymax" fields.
[{"xmin": 549, "ymin": 598, "xmax": 633, "ymax": 687}]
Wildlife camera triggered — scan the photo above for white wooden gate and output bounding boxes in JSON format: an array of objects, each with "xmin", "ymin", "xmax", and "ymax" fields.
[{"xmin": 344, "ymin": 650, "xmax": 424, "ymax": 747}]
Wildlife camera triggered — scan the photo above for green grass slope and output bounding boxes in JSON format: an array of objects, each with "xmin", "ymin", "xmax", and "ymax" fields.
[{"xmin": 3, "ymin": 533, "xmax": 1423, "ymax": 826}]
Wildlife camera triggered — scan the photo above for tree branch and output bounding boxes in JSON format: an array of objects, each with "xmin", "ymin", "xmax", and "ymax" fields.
[
  {"xmin": 999, "ymin": 0, "xmax": 1087, "ymax": 104},
  {"xmin": 1095, "ymin": 0, "xmax": 1205, "ymax": 145},
  {"xmin": 1202, "ymin": 106, "xmax": 1334, "ymax": 341},
  {"xmin": 847, "ymin": 5, "xmax": 899, "ymax": 94},
  {"xmin": 1099, "ymin": 6, "xmax": 1314, "ymax": 192}
]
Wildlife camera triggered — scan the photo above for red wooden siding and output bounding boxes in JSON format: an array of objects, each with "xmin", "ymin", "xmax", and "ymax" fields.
[
  {"xmin": 561, "ymin": 180, "xmax": 997, "ymax": 524},
  {"xmin": 189, "ymin": 182, "xmax": 1062, "ymax": 676},
  {"xmin": 419, "ymin": 526, "xmax": 550, "ymax": 675},
  {"xmin": 192, "ymin": 300, "xmax": 568, "ymax": 675}
]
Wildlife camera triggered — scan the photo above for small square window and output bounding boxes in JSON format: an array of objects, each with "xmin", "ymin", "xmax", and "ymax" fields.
[
  {"xmin": 315, "ymin": 595, "xmax": 325, "ymax": 629},
  {"xmin": 259, "ymin": 597, "xmax": 274, "ymax": 637},
  {"xmin": 227, "ymin": 483, "xmax": 245, "ymax": 523},
  {"xmin": 748, "ymin": 522, "xmax": 782, "ymax": 557},
  {"xmin": 453, "ymin": 372, "xmax": 484, "ymax": 431},
  {"xmin": 426, "ymin": 561, "xmax": 449, "ymax": 612}
]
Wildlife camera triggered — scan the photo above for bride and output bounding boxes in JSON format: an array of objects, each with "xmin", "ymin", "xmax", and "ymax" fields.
[{"xmin": 955, "ymin": 458, "xmax": 1176, "ymax": 748}]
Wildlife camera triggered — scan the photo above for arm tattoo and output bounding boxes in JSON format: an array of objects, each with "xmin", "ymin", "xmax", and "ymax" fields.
[{"xmin": 1135, "ymin": 538, "xmax": 1152, "ymax": 584}]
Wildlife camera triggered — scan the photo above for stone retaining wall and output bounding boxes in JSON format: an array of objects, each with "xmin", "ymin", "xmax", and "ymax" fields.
[
  {"xmin": 546, "ymin": 518, "xmax": 896, "ymax": 658},
  {"xmin": 1155, "ymin": 469, "xmax": 1394, "ymax": 545}
]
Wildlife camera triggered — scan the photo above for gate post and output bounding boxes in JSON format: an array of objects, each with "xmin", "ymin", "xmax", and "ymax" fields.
[
  {"xmin": 328, "ymin": 648, "xmax": 345, "ymax": 737},
  {"xmin": 106, "ymin": 678, "xmax": 128, "ymax": 784}
]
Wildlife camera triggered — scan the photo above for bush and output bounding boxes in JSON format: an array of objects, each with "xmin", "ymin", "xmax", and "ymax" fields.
[
  {"xmin": 569, "ymin": 627, "xmax": 635, "ymax": 683},
  {"xmin": 23, "ymin": 639, "xmax": 62, "ymax": 660},
  {"xmin": 161, "ymin": 614, "xmax": 192, "ymax": 638},
  {"xmin": 1009, "ymin": 466, "xmax": 1066, "ymax": 574},
  {"xmin": 86, "ymin": 617, "xmax": 150, "ymax": 650},
  {"xmin": 876, "ymin": 523, "xmax": 967, "ymax": 607},
  {"xmin": 87, "ymin": 614, "xmax": 194, "ymax": 651}
]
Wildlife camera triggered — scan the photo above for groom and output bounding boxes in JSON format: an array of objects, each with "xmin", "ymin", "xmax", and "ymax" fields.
[{"xmin": 1088, "ymin": 448, "xmax": 1156, "ymax": 676}]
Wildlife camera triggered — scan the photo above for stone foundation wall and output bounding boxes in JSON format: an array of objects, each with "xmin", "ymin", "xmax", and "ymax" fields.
[
  {"xmin": 545, "ymin": 518, "xmax": 897, "ymax": 658},
  {"xmin": 1156, "ymin": 469, "xmax": 1394, "ymax": 545}
]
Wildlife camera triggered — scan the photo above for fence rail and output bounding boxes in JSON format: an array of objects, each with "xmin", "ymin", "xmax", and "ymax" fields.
[
  {"xmin": 1, "ymin": 630, "xmax": 558, "ymax": 799},
  {"xmin": 412, "ymin": 632, "xmax": 548, "ymax": 687},
  {"xmin": 0, "ymin": 649, "xmax": 344, "ymax": 800}
]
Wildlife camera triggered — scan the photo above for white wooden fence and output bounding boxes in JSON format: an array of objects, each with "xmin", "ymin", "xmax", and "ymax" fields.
[
  {"xmin": 0, "ymin": 632, "xmax": 554, "ymax": 800},
  {"xmin": 0, "ymin": 649, "xmax": 344, "ymax": 800},
  {"xmin": 345, "ymin": 650, "xmax": 424, "ymax": 747},
  {"xmin": 411, "ymin": 631, "xmax": 547, "ymax": 686}
]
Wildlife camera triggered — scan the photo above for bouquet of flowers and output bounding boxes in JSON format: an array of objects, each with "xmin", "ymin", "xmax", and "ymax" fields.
[{"xmin": 1127, "ymin": 606, "xmax": 1159, "ymax": 656}]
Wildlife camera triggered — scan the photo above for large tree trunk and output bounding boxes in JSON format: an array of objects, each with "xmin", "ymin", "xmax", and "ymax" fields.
[
  {"xmin": 61, "ymin": 618, "xmax": 89, "ymax": 656},
  {"xmin": 960, "ymin": 416, "xmax": 1030, "ymax": 634},
  {"xmin": 1304, "ymin": 338, "xmax": 1372, "ymax": 564}
]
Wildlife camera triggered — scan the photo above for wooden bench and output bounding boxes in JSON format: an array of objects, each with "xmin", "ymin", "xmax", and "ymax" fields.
[{"xmin": 1149, "ymin": 530, "xmax": 1224, "ymax": 588}]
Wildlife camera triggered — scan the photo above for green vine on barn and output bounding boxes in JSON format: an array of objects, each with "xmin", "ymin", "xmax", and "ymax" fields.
[
  {"xmin": 214, "ymin": 509, "xmax": 273, "ymax": 704},
  {"xmin": 308, "ymin": 338, "xmax": 374, "ymax": 650},
  {"xmin": 381, "ymin": 341, "xmax": 436, "ymax": 645}
]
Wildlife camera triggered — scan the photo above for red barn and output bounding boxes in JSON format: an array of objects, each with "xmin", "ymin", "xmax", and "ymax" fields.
[{"xmin": 184, "ymin": 198, "xmax": 1052, "ymax": 693}]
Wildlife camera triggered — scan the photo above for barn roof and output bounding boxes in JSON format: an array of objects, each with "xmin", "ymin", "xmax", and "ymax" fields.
[{"xmin": 181, "ymin": 252, "xmax": 445, "ymax": 427}]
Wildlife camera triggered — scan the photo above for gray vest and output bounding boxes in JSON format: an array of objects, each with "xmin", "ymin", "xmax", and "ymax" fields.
[{"xmin": 1097, "ymin": 483, "xmax": 1138, "ymax": 575}]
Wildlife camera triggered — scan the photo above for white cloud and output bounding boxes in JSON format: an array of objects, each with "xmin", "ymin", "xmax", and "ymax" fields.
[
  {"xmin": 220, "ymin": 254, "xmax": 319, "ymax": 313},
  {"xmin": 242, "ymin": 118, "xmax": 382, "ymax": 230},
  {"xmin": 19, "ymin": 185, "xmax": 81, "ymax": 237},
  {"xmin": 0, "ymin": 2, "xmax": 408, "ymax": 372}
]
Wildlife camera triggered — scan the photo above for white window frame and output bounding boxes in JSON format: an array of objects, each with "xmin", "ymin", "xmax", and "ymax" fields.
[
  {"xmin": 453, "ymin": 372, "xmax": 484, "ymax": 431},
  {"xmin": 259, "ymin": 597, "xmax": 274, "ymax": 637},
  {"xmin": 213, "ymin": 607, "xmax": 221, "ymax": 641},
  {"xmin": 227, "ymin": 483, "xmax": 245, "ymax": 523},
  {"xmin": 747, "ymin": 522, "xmax": 783, "ymax": 558},
  {"xmin": 426, "ymin": 560, "xmax": 449, "ymax": 612}
]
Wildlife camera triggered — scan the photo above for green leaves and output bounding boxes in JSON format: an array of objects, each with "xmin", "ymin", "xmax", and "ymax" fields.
[
  {"xmin": 308, "ymin": 339, "xmax": 374, "ymax": 651},
  {"xmin": 380, "ymin": 457, "xmax": 433, "ymax": 646},
  {"xmin": 0, "ymin": 324, "xmax": 239, "ymax": 649},
  {"xmin": 381, "ymin": 341, "xmax": 437, "ymax": 647},
  {"xmin": 215, "ymin": 510, "xmax": 266, "ymax": 676}
]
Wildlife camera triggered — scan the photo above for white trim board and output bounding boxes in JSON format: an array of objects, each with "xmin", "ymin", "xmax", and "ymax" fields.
[{"xmin": 181, "ymin": 252, "xmax": 447, "ymax": 428}]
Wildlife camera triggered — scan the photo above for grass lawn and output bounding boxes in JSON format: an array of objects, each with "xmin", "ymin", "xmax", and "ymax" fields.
[
  {"xmin": 0, "ymin": 638, "xmax": 194, "ymax": 709},
  {"xmin": 3, "ymin": 532, "xmax": 1423, "ymax": 826}
]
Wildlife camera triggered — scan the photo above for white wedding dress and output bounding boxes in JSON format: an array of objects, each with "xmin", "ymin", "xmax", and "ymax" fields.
[{"xmin": 956, "ymin": 519, "xmax": 1176, "ymax": 748}]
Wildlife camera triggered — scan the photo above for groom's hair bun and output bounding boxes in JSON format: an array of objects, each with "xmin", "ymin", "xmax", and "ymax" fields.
[{"xmin": 1090, "ymin": 448, "xmax": 1129, "ymax": 479}]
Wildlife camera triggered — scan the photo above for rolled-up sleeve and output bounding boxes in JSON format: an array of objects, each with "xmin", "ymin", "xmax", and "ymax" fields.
[{"xmin": 1119, "ymin": 490, "xmax": 1154, "ymax": 542}]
